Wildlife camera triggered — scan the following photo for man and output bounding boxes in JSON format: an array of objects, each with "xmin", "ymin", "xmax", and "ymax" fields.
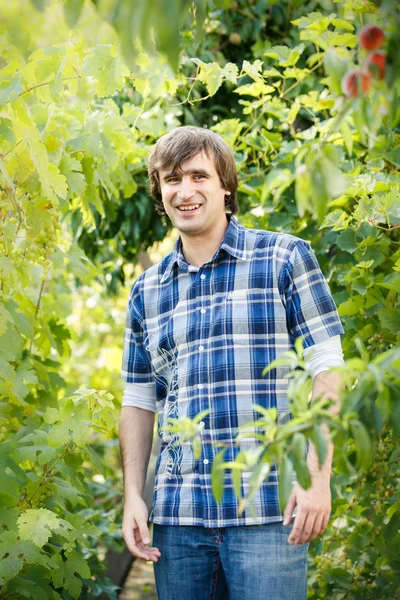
[{"xmin": 119, "ymin": 126, "xmax": 344, "ymax": 600}]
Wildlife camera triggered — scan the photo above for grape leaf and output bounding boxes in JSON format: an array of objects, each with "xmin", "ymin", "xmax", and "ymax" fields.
[
  {"xmin": 50, "ymin": 551, "xmax": 91, "ymax": 599},
  {"xmin": 222, "ymin": 62, "xmax": 239, "ymax": 85},
  {"xmin": 0, "ymin": 530, "xmax": 54, "ymax": 584},
  {"xmin": 0, "ymin": 359, "xmax": 16, "ymax": 383},
  {"xmin": 336, "ymin": 229, "xmax": 358, "ymax": 253},
  {"xmin": 59, "ymin": 154, "xmax": 87, "ymax": 197},
  {"xmin": 3, "ymin": 301, "xmax": 33, "ymax": 339},
  {"xmin": 0, "ymin": 61, "xmax": 23, "ymax": 106},
  {"xmin": 192, "ymin": 59, "xmax": 223, "ymax": 96},
  {"xmin": 0, "ymin": 305, "xmax": 15, "ymax": 337},
  {"xmin": 81, "ymin": 45, "xmax": 129, "ymax": 97},
  {"xmin": 15, "ymin": 430, "xmax": 58, "ymax": 466},
  {"xmin": 18, "ymin": 508, "xmax": 61, "ymax": 547},
  {"xmin": 0, "ymin": 323, "xmax": 24, "ymax": 362},
  {"xmin": 27, "ymin": 127, "xmax": 68, "ymax": 204},
  {"xmin": 0, "ymin": 507, "xmax": 19, "ymax": 532},
  {"xmin": 44, "ymin": 397, "xmax": 92, "ymax": 448},
  {"xmin": 338, "ymin": 295, "xmax": 364, "ymax": 317}
]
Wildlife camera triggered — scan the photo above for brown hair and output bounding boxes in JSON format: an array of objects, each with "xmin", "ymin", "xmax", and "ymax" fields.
[{"xmin": 148, "ymin": 126, "xmax": 239, "ymax": 216}]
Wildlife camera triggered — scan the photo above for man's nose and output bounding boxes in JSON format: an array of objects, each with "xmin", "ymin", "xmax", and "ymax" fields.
[{"xmin": 177, "ymin": 177, "xmax": 196, "ymax": 201}]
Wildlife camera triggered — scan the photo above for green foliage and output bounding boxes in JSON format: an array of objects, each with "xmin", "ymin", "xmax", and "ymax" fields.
[{"xmin": 1, "ymin": 0, "xmax": 399, "ymax": 598}]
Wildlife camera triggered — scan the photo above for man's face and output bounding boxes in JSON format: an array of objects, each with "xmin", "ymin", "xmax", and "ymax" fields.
[{"xmin": 158, "ymin": 151, "xmax": 231, "ymax": 236}]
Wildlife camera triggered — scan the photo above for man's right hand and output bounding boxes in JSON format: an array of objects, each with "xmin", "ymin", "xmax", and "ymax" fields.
[{"xmin": 122, "ymin": 495, "xmax": 161, "ymax": 562}]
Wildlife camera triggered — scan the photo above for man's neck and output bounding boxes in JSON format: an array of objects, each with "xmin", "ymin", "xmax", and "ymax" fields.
[{"xmin": 180, "ymin": 217, "xmax": 230, "ymax": 268}]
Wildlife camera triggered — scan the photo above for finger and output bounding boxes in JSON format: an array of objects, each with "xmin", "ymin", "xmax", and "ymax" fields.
[
  {"xmin": 294, "ymin": 512, "xmax": 315, "ymax": 546},
  {"xmin": 123, "ymin": 525, "xmax": 156, "ymax": 561},
  {"xmin": 321, "ymin": 511, "xmax": 330, "ymax": 533},
  {"xmin": 283, "ymin": 492, "xmax": 297, "ymax": 526},
  {"xmin": 135, "ymin": 529, "xmax": 161, "ymax": 556},
  {"xmin": 123, "ymin": 520, "xmax": 160, "ymax": 562},
  {"xmin": 288, "ymin": 509, "xmax": 305, "ymax": 544},
  {"xmin": 308, "ymin": 513, "xmax": 324, "ymax": 543},
  {"xmin": 136, "ymin": 520, "xmax": 151, "ymax": 545}
]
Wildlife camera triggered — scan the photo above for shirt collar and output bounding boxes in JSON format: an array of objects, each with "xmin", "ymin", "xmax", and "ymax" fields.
[{"xmin": 160, "ymin": 216, "xmax": 247, "ymax": 283}]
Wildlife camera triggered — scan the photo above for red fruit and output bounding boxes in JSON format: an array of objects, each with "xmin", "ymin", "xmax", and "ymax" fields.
[
  {"xmin": 358, "ymin": 25, "xmax": 385, "ymax": 51},
  {"xmin": 341, "ymin": 69, "xmax": 372, "ymax": 98},
  {"xmin": 366, "ymin": 51, "xmax": 386, "ymax": 80}
]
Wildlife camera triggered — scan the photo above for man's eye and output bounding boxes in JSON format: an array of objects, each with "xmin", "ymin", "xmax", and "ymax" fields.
[
  {"xmin": 167, "ymin": 178, "xmax": 179, "ymax": 183},
  {"xmin": 194, "ymin": 175, "xmax": 205, "ymax": 179}
]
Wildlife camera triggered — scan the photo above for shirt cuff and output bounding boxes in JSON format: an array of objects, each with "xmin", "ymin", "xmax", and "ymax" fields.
[
  {"xmin": 122, "ymin": 381, "xmax": 157, "ymax": 413},
  {"xmin": 303, "ymin": 334, "xmax": 344, "ymax": 380}
]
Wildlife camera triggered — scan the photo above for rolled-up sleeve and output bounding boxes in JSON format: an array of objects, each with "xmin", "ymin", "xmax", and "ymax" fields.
[
  {"xmin": 122, "ymin": 381, "xmax": 157, "ymax": 412},
  {"xmin": 283, "ymin": 241, "xmax": 345, "ymax": 348},
  {"xmin": 121, "ymin": 286, "xmax": 154, "ymax": 384}
]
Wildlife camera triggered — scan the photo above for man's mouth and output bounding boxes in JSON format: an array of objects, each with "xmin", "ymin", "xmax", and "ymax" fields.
[{"xmin": 176, "ymin": 204, "xmax": 202, "ymax": 212}]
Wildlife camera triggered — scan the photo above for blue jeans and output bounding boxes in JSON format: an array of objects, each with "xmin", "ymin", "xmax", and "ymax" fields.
[{"xmin": 153, "ymin": 521, "xmax": 308, "ymax": 600}]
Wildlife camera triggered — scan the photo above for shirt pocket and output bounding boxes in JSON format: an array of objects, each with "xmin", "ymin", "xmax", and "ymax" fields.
[{"xmin": 222, "ymin": 288, "xmax": 269, "ymax": 336}]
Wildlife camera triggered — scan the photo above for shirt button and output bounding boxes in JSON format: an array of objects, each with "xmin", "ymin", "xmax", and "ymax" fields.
[
  {"xmin": 197, "ymin": 384, "xmax": 203, "ymax": 390},
  {"xmin": 199, "ymin": 346, "xmax": 204, "ymax": 351},
  {"xmin": 200, "ymin": 274, "xmax": 206, "ymax": 280},
  {"xmin": 200, "ymin": 308, "xmax": 206, "ymax": 314},
  {"xmin": 199, "ymin": 421, "xmax": 205, "ymax": 428},
  {"xmin": 203, "ymin": 459, "xmax": 209, "ymax": 465}
]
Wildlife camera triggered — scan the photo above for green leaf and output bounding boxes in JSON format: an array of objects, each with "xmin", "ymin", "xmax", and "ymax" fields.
[
  {"xmin": 249, "ymin": 460, "xmax": 271, "ymax": 492},
  {"xmin": 291, "ymin": 433, "xmax": 311, "ymax": 489},
  {"xmin": 211, "ymin": 448, "xmax": 227, "ymax": 503},
  {"xmin": 264, "ymin": 44, "xmax": 305, "ymax": 67},
  {"xmin": 338, "ymin": 295, "xmax": 364, "ymax": 317},
  {"xmin": 0, "ymin": 530, "xmax": 54, "ymax": 585},
  {"xmin": 15, "ymin": 430, "xmax": 57, "ymax": 466},
  {"xmin": 0, "ymin": 324, "xmax": 24, "ymax": 362},
  {"xmin": 192, "ymin": 59, "xmax": 223, "ymax": 96},
  {"xmin": 0, "ymin": 64, "xmax": 23, "ymax": 106},
  {"xmin": 0, "ymin": 507, "xmax": 19, "ymax": 532},
  {"xmin": 341, "ymin": 120, "xmax": 353, "ymax": 157},
  {"xmin": 349, "ymin": 420, "xmax": 372, "ymax": 472},
  {"xmin": 0, "ymin": 358, "xmax": 16, "ymax": 383},
  {"xmin": 84, "ymin": 443, "xmax": 106, "ymax": 476},
  {"xmin": 18, "ymin": 508, "xmax": 62, "ymax": 547},
  {"xmin": 292, "ymin": 12, "xmax": 331, "ymax": 32},
  {"xmin": 45, "ymin": 398, "xmax": 92, "ymax": 448},
  {"xmin": 320, "ymin": 209, "xmax": 350, "ymax": 231},
  {"xmin": 325, "ymin": 567, "xmax": 353, "ymax": 589},
  {"xmin": 64, "ymin": 0, "xmax": 84, "ymax": 28},
  {"xmin": 0, "ymin": 531, "xmax": 25, "ymax": 583},
  {"xmin": 336, "ymin": 229, "xmax": 358, "ymax": 253},
  {"xmin": 59, "ymin": 154, "xmax": 87, "ymax": 197},
  {"xmin": 222, "ymin": 62, "xmax": 239, "ymax": 85},
  {"xmin": 278, "ymin": 457, "xmax": 293, "ymax": 511},
  {"xmin": 232, "ymin": 451, "xmax": 244, "ymax": 500},
  {"xmin": 323, "ymin": 47, "xmax": 350, "ymax": 96},
  {"xmin": 319, "ymin": 149, "xmax": 347, "ymax": 199},
  {"xmin": 81, "ymin": 45, "xmax": 129, "ymax": 97},
  {"xmin": 52, "ymin": 476, "xmax": 80, "ymax": 507},
  {"xmin": 51, "ymin": 551, "xmax": 91, "ymax": 599},
  {"xmin": 192, "ymin": 435, "xmax": 202, "ymax": 461},
  {"xmin": 377, "ymin": 307, "xmax": 400, "ymax": 332},
  {"xmin": 309, "ymin": 425, "xmax": 328, "ymax": 469},
  {"xmin": 26, "ymin": 125, "xmax": 67, "ymax": 204}
]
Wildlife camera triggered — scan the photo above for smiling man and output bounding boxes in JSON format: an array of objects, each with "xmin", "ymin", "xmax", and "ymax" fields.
[{"xmin": 119, "ymin": 126, "xmax": 344, "ymax": 600}]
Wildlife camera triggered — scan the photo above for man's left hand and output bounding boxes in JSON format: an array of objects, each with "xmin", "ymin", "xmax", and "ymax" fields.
[{"xmin": 283, "ymin": 477, "xmax": 331, "ymax": 545}]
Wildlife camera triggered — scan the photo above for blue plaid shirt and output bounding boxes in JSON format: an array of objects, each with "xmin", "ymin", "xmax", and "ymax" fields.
[{"xmin": 121, "ymin": 215, "xmax": 344, "ymax": 527}]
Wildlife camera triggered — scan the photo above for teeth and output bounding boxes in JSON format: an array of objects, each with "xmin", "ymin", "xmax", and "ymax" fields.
[{"xmin": 178, "ymin": 204, "xmax": 201, "ymax": 211}]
